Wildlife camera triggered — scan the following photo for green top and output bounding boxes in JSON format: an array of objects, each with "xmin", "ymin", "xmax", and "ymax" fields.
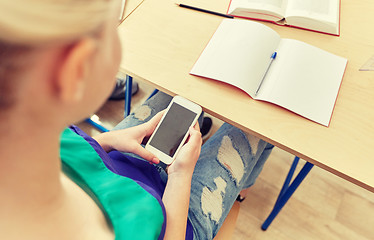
[{"xmin": 60, "ymin": 128, "xmax": 165, "ymax": 240}]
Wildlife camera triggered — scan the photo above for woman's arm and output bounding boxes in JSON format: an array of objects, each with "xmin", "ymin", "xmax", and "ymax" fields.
[
  {"xmin": 94, "ymin": 113, "xmax": 202, "ymax": 239},
  {"xmin": 162, "ymin": 126, "xmax": 202, "ymax": 240}
]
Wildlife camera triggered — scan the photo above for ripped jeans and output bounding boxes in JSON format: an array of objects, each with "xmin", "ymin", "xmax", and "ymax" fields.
[{"xmin": 113, "ymin": 91, "xmax": 274, "ymax": 239}]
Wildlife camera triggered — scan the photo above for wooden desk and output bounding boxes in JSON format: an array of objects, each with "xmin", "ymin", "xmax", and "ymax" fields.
[
  {"xmin": 118, "ymin": 0, "xmax": 374, "ymax": 193},
  {"xmin": 120, "ymin": 0, "xmax": 144, "ymax": 21}
]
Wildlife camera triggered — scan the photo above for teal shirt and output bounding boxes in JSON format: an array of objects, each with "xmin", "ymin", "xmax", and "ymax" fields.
[{"xmin": 60, "ymin": 128, "xmax": 165, "ymax": 240}]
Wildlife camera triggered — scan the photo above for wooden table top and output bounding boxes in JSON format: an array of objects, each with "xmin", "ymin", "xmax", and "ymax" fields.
[{"xmin": 118, "ymin": 0, "xmax": 374, "ymax": 192}]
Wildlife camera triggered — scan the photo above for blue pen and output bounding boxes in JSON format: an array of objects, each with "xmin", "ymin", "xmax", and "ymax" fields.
[{"xmin": 255, "ymin": 52, "xmax": 277, "ymax": 96}]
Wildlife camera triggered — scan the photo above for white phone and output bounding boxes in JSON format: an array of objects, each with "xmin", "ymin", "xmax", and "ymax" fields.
[{"xmin": 145, "ymin": 96, "xmax": 202, "ymax": 165}]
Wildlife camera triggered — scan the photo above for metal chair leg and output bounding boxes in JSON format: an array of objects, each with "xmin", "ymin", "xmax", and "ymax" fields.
[
  {"xmin": 84, "ymin": 118, "xmax": 109, "ymax": 132},
  {"xmin": 147, "ymin": 89, "xmax": 159, "ymax": 100},
  {"xmin": 261, "ymin": 157, "xmax": 314, "ymax": 230},
  {"xmin": 124, "ymin": 75, "xmax": 133, "ymax": 117},
  {"xmin": 275, "ymin": 157, "xmax": 300, "ymax": 205},
  {"xmin": 125, "ymin": 76, "xmax": 159, "ymax": 117}
]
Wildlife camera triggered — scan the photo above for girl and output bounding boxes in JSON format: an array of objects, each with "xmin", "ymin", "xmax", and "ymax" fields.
[{"xmin": 0, "ymin": 0, "xmax": 273, "ymax": 239}]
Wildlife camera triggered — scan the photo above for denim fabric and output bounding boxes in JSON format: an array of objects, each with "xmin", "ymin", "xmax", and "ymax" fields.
[
  {"xmin": 188, "ymin": 124, "xmax": 273, "ymax": 239},
  {"xmin": 112, "ymin": 91, "xmax": 273, "ymax": 239}
]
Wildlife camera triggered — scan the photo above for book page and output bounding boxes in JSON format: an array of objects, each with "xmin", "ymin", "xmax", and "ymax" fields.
[
  {"xmin": 190, "ymin": 19, "xmax": 281, "ymax": 97},
  {"xmin": 255, "ymin": 39, "xmax": 347, "ymax": 126},
  {"xmin": 228, "ymin": 0, "xmax": 288, "ymax": 20},
  {"xmin": 285, "ymin": 0, "xmax": 339, "ymax": 34},
  {"xmin": 119, "ymin": 0, "xmax": 126, "ymax": 20}
]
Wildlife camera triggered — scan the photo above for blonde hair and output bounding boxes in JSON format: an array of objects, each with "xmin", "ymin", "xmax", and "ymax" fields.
[
  {"xmin": 0, "ymin": 0, "xmax": 115, "ymax": 111},
  {"xmin": 0, "ymin": 0, "xmax": 113, "ymax": 46}
]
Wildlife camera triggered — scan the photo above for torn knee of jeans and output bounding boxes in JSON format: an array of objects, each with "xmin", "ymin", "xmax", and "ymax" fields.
[
  {"xmin": 134, "ymin": 105, "xmax": 152, "ymax": 121},
  {"xmin": 201, "ymin": 177, "xmax": 227, "ymax": 223},
  {"xmin": 244, "ymin": 132, "xmax": 260, "ymax": 156},
  {"xmin": 217, "ymin": 136, "xmax": 244, "ymax": 185}
]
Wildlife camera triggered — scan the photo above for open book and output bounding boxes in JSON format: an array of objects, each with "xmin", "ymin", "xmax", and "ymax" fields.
[
  {"xmin": 227, "ymin": 0, "xmax": 340, "ymax": 35},
  {"xmin": 190, "ymin": 19, "xmax": 347, "ymax": 126},
  {"xmin": 119, "ymin": 0, "xmax": 126, "ymax": 21}
]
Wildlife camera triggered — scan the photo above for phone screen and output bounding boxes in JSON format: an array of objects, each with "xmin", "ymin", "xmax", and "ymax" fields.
[{"xmin": 149, "ymin": 102, "xmax": 198, "ymax": 157}]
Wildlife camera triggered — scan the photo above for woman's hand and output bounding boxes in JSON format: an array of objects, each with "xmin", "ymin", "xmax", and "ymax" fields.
[
  {"xmin": 167, "ymin": 123, "xmax": 202, "ymax": 177},
  {"xmin": 93, "ymin": 111, "xmax": 164, "ymax": 164}
]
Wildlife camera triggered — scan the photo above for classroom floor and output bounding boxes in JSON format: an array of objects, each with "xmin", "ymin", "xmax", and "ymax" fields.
[{"xmin": 77, "ymin": 80, "xmax": 374, "ymax": 240}]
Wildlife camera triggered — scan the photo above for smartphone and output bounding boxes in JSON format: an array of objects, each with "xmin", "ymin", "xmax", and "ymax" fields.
[{"xmin": 145, "ymin": 96, "xmax": 202, "ymax": 165}]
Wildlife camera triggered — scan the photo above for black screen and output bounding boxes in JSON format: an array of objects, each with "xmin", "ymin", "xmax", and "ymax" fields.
[{"xmin": 149, "ymin": 103, "xmax": 197, "ymax": 157}]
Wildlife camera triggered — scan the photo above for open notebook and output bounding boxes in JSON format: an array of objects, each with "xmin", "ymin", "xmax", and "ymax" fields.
[{"xmin": 190, "ymin": 19, "xmax": 347, "ymax": 126}]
